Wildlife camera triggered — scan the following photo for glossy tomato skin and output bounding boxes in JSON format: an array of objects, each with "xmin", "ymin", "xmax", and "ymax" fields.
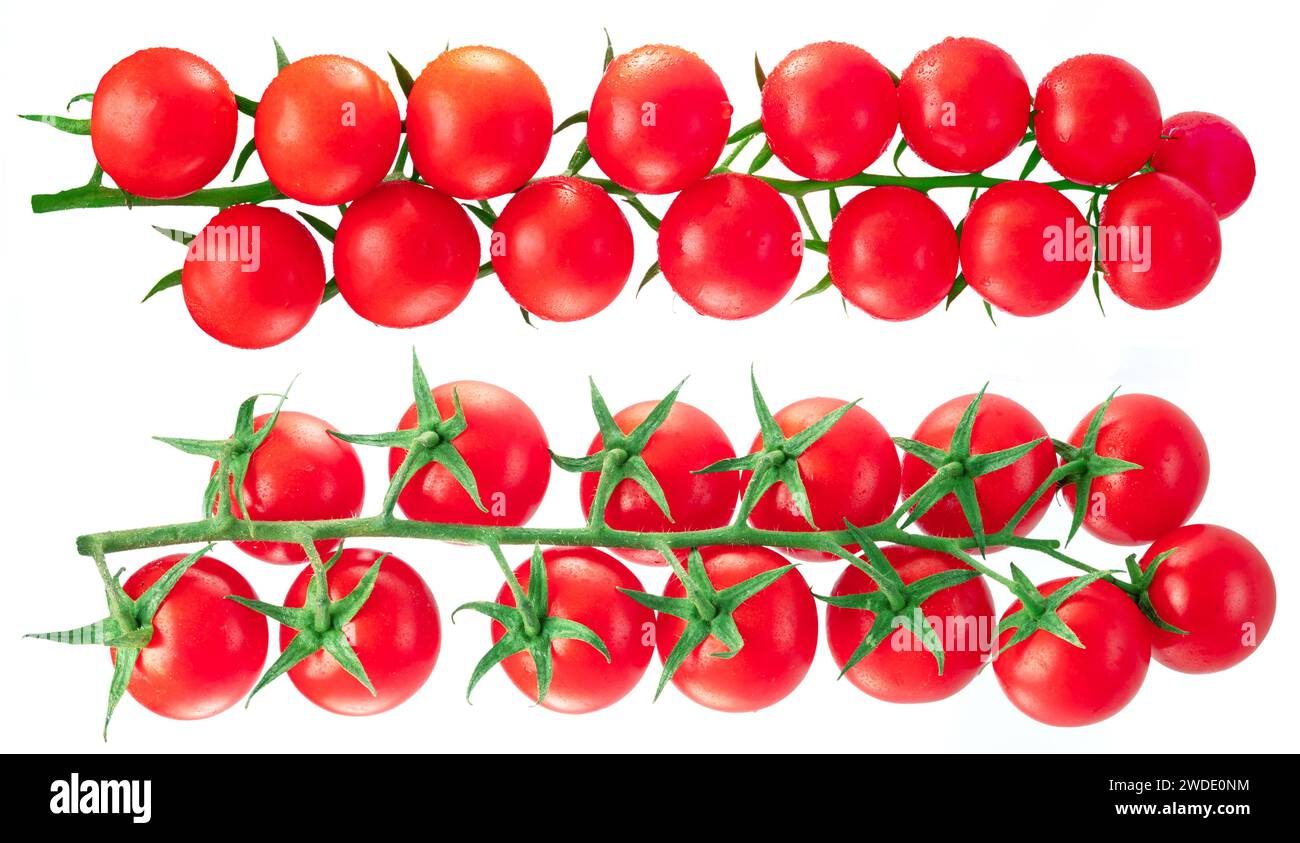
[
  {"xmin": 760, "ymin": 42, "xmax": 898, "ymax": 180},
  {"xmin": 492, "ymin": 548, "xmax": 655, "ymax": 713},
  {"xmin": 657, "ymin": 174, "xmax": 802, "ymax": 319},
  {"xmin": 1060, "ymin": 394, "xmax": 1209, "ymax": 546},
  {"xmin": 994, "ymin": 577, "xmax": 1151, "ymax": 727},
  {"xmin": 91, "ymin": 48, "xmax": 237, "ymax": 199},
  {"xmin": 282, "ymin": 550, "xmax": 440, "ymax": 716},
  {"xmin": 580, "ymin": 401, "xmax": 740, "ymax": 566},
  {"xmin": 407, "ymin": 46, "xmax": 552, "ymax": 200},
  {"xmin": 1152, "ymin": 112, "xmax": 1255, "ymax": 219},
  {"xmin": 181, "ymin": 204, "xmax": 325, "ymax": 349},
  {"xmin": 1139, "ymin": 525, "xmax": 1276, "ymax": 673},
  {"xmin": 492, "ymin": 177, "xmax": 634, "ymax": 321},
  {"xmin": 898, "ymin": 37, "xmax": 1030, "ymax": 173},
  {"xmin": 960, "ymin": 180, "xmax": 1091, "ymax": 316},
  {"xmin": 119, "ymin": 554, "xmax": 267, "ymax": 719},
  {"xmin": 656, "ymin": 547, "xmax": 817, "ymax": 712},
  {"xmin": 827, "ymin": 547, "xmax": 995, "ymax": 703},
  {"xmin": 746, "ymin": 398, "xmax": 901, "ymax": 561},
  {"xmin": 221, "ymin": 411, "xmax": 366, "ymax": 564},
  {"xmin": 901, "ymin": 393, "xmax": 1056, "ymax": 542},
  {"xmin": 333, "ymin": 181, "xmax": 480, "ymax": 328},
  {"xmin": 255, "ymin": 55, "xmax": 400, "ymax": 206},
  {"xmin": 391, "ymin": 380, "xmax": 551, "ymax": 527},
  {"xmin": 1099, "ymin": 172, "xmax": 1222, "ymax": 310},
  {"xmin": 1034, "ymin": 54, "xmax": 1160, "ymax": 186},
  {"xmin": 828, "ymin": 186, "xmax": 958, "ymax": 321},
  {"xmin": 588, "ymin": 44, "xmax": 731, "ymax": 194}
]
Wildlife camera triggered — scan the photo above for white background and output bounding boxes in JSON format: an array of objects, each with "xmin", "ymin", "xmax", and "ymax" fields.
[{"xmin": 1, "ymin": 0, "xmax": 1294, "ymax": 754}]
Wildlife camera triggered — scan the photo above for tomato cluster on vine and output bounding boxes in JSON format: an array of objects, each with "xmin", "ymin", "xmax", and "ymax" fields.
[{"xmin": 29, "ymin": 34, "xmax": 1254, "ymax": 346}]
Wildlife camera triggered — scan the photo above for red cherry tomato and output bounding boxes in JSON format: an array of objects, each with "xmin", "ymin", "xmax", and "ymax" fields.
[
  {"xmin": 760, "ymin": 41, "xmax": 898, "ymax": 180},
  {"xmin": 960, "ymin": 180, "xmax": 1092, "ymax": 316},
  {"xmin": 219, "ymin": 411, "xmax": 365, "ymax": 565},
  {"xmin": 492, "ymin": 547, "xmax": 654, "ymax": 713},
  {"xmin": 901, "ymin": 393, "xmax": 1055, "ymax": 542},
  {"xmin": 1034, "ymin": 54, "xmax": 1161, "ymax": 186},
  {"xmin": 657, "ymin": 173, "xmax": 802, "ymax": 319},
  {"xmin": 827, "ymin": 547, "xmax": 995, "ymax": 703},
  {"xmin": 406, "ymin": 46, "xmax": 552, "ymax": 200},
  {"xmin": 181, "ymin": 204, "xmax": 326, "ymax": 349},
  {"xmin": 118, "ymin": 554, "xmax": 267, "ymax": 719},
  {"xmin": 588, "ymin": 44, "xmax": 731, "ymax": 194},
  {"xmin": 281, "ymin": 549, "xmax": 440, "ymax": 716},
  {"xmin": 1098, "ymin": 172, "xmax": 1222, "ymax": 310},
  {"xmin": 333, "ymin": 181, "xmax": 480, "ymax": 328},
  {"xmin": 746, "ymin": 398, "xmax": 901, "ymax": 561},
  {"xmin": 391, "ymin": 380, "xmax": 551, "ymax": 527},
  {"xmin": 91, "ymin": 48, "xmax": 237, "ymax": 199},
  {"xmin": 254, "ymin": 55, "xmax": 400, "ymax": 206},
  {"xmin": 491, "ymin": 176, "xmax": 634, "ymax": 321},
  {"xmin": 1060, "ymin": 394, "xmax": 1209, "ymax": 546},
  {"xmin": 828, "ymin": 186, "xmax": 958, "ymax": 321},
  {"xmin": 898, "ymin": 37, "xmax": 1030, "ymax": 173},
  {"xmin": 580, "ymin": 400, "xmax": 740, "ymax": 566},
  {"xmin": 655, "ymin": 547, "xmax": 816, "ymax": 712},
  {"xmin": 1152, "ymin": 112, "xmax": 1255, "ymax": 219},
  {"xmin": 1139, "ymin": 525, "xmax": 1276, "ymax": 673},
  {"xmin": 994, "ymin": 577, "xmax": 1151, "ymax": 727}
]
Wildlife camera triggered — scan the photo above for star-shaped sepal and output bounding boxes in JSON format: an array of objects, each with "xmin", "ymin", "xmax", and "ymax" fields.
[
  {"xmin": 1121, "ymin": 549, "xmax": 1188, "ymax": 635},
  {"xmin": 330, "ymin": 350, "xmax": 486, "ymax": 519},
  {"xmin": 696, "ymin": 370, "xmax": 859, "ymax": 528},
  {"xmin": 618, "ymin": 548, "xmax": 798, "ymax": 701},
  {"xmin": 1051, "ymin": 389, "xmax": 1143, "ymax": 546},
  {"xmin": 453, "ymin": 545, "xmax": 610, "ymax": 704},
  {"xmin": 815, "ymin": 522, "xmax": 981, "ymax": 677},
  {"xmin": 995, "ymin": 565, "xmax": 1111, "ymax": 656},
  {"xmin": 25, "ymin": 544, "xmax": 217, "ymax": 739}
]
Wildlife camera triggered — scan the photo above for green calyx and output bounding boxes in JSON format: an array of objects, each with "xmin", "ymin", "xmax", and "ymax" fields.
[
  {"xmin": 454, "ymin": 544, "xmax": 609, "ymax": 704},
  {"xmin": 697, "ymin": 369, "xmax": 859, "ymax": 529},
  {"xmin": 1051, "ymin": 388, "xmax": 1143, "ymax": 545},
  {"xmin": 332, "ymin": 349, "xmax": 485, "ymax": 519},
  {"xmin": 551, "ymin": 377, "xmax": 686, "ymax": 528},
  {"xmin": 997, "ymin": 565, "xmax": 1111, "ymax": 655},
  {"xmin": 1122, "ymin": 549, "xmax": 1188, "ymax": 635},
  {"xmin": 229, "ymin": 544, "xmax": 385, "ymax": 706},
  {"xmin": 619, "ymin": 548, "xmax": 797, "ymax": 701},
  {"xmin": 25, "ymin": 544, "xmax": 216, "ymax": 739},
  {"xmin": 815, "ymin": 523, "xmax": 981, "ymax": 677}
]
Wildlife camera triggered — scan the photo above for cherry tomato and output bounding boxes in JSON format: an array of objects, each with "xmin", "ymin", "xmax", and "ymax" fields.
[
  {"xmin": 181, "ymin": 204, "xmax": 326, "ymax": 349},
  {"xmin": 1060, "ymin": 394, "xmax": 1209, "ymax": 546},
  {"xmin": 255, "ymin": 55, "xmax": 400, "ymax": 206},
  {"xmin": 406, "ymin": 46, "xmax": 552, "ymax": 200},
  {"xmin": 91, "ymin": 48, "xmax": 237, "ymax": 199},
  {"xmin": 391, "ymin": 380, "xmax": 551, "ymax": 527},
  {"xmin": 1152, "ymin": 112, "xmax": 1255, "ymax": 219},
  {"xmin": 826, "ymin": 547, "xmax": 995, "ymax": 703},
  {"xmin": 492, "ymin": 547, "xmax": 654, "ymax": 713},
  {"xmin": 657, "ymin": 173, "xmax": 802, "ymax": 319},
  {"xmin": 1034, "ymin": 54, "xmax": 1161, "ymax": 186},
  {"xmin": 1139, "ymin": 525, "xmax": 1276, "ymax": 673},
  {"xmin": 219, "ymin": 410, "xmax": 365, "ymax": 565},
  {"xmin": 898, "ymin": 37, "xmax": 1030, "ymax": 173},
  {"xmin": 580, "ymin": 400, "xmax": 740, "ymax": 566},
  {"xmin": 994, "ymin": 577, "xmax": 1151, "ymax": 727},
  {"xmin": 587, "ymin": 44, "xmax": 731, "ymax": 194},
  {"xmin": 901, "ymin": 393, "xmax": 1055, "ymax": 542},
  {"xmin": 281, "ymin": 550, "xmax": 440, "ymax": 716},
  {"xmin": 828, "ymin": 186, "xmax": 958, "ymax": 321},
  {"xmin": 760, "ymin": 41, "xmax": 898, "ymax": 180},
  {"xmin": 745, "ymin": 398, "xmax": 901, "ymax": 561},
  {"xmin": 655, "ymin": 547, "xmax": 817, "ymax": 712},
  {"xmin": 1098, "ymin": 172, "xmax": 1222, "ymax": 310},
  {"xmin": 491, "ymin": 176, "xmax": 634, "ymax": 321},
  {"xmin": 118, "ymin": 554, "xmax": 266, "ymax": 719},
  {"xmin": 960, "ymin": 180, "xmax": 1091, "ymax": 316},
  {"xmin": 333, "ymin": 181, "xmax": 480, "ymax": 328}
]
